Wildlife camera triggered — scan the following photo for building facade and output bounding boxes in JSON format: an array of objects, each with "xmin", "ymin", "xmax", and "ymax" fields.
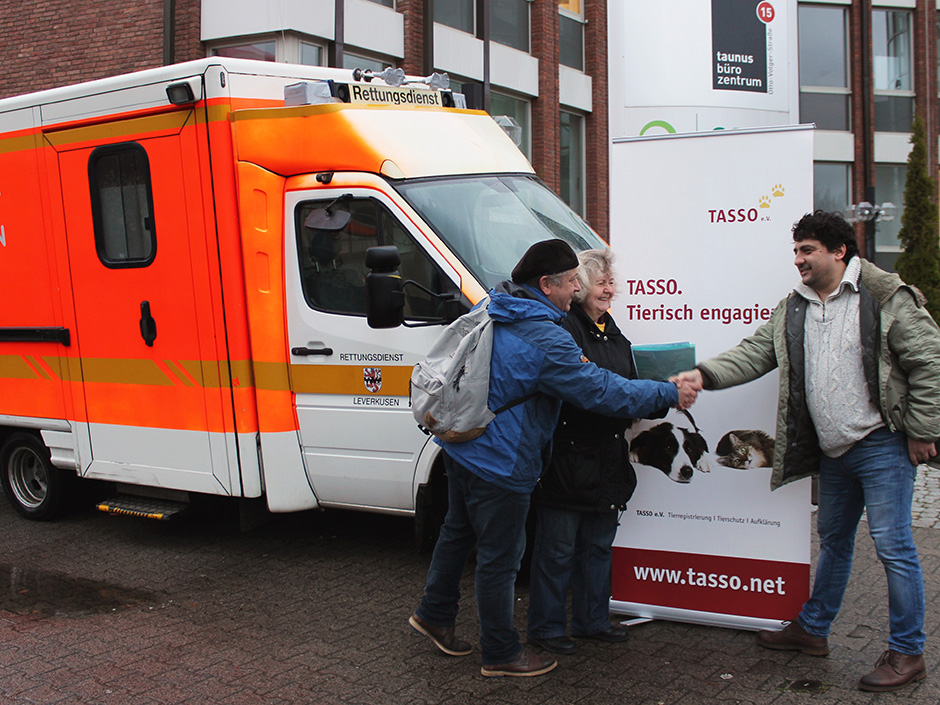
[
  {"xmin": 800, "ymin": 0, "xmax": 938, "ymax": 269},
  {"xmin": 1, "ymin": 0, "xmax": 939, "ymax": 257},
  {"xmin": 0, "ymin": 0, "xmax": 608, "ymax": 237}
]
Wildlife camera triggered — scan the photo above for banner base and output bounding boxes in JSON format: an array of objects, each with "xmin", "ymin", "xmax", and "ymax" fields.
[{"xmin": 609, "ymin": 600, "xmax": 787, "ymax": 633}]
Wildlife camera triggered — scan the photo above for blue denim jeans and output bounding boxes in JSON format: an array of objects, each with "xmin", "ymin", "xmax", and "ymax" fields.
[
  {"xmin": 415, "ymin": 452, "xmax": 530, "ymax": 664},
  {"xmin": 798, "ymin": 427, "xmax": 925, "ymax": 655},
  {"xmin": 527, "ymin": 505, "xmax": 619, "ymax": 639}
]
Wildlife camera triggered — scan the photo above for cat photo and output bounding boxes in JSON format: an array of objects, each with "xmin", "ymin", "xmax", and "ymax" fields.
[{"xmin": 715, "ymin": 429, "xmax": 774, "ymax": 469}]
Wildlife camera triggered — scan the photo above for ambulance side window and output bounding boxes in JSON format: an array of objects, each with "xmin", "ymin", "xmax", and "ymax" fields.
[
  {"xmin": 296, "ymin": 197, "xmax": 454, "ymax": 319},
  {"xmin": 88, "ymin": 143, "xmax": 156, "ymax": 268}
]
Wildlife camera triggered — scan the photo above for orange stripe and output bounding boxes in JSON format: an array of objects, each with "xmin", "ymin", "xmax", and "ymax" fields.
[{"xmin": 288, "ymin": 364, "xmax": 411, "ymax": 396}]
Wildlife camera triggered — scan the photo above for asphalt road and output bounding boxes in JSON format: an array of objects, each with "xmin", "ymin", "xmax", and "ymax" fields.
[{"xmin": 0, "ymin": 490, "xmax": 937, "ymax": 704}]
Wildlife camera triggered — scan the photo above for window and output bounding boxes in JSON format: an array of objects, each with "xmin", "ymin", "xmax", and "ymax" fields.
[
  {"xmin": 435, "ymin": 0, "xmax": 474, "ymax": 34},
  {"xmin": 492, "ymin": 0, "xmax": 529, "ymax": 52},
  {"xmin": 813, "ymin": 162, "xmax": 851, "ymax": 215},
  {"xmin": 873, "ymin": 9, "xmax": 914, "ymax": 132},
  {"xmin": 559, "ymin": 1, "xmax": 584, "ymax": 71},
  {"xmin": 874, "ymin": 163, "xmax": 906, "ymax": 253},
  {"xmin": 490, "ymin": 91, "xmax": 531, "ymax": 158},
  {"xmin": 560, "ymin": 111, "xmax": 584, "ymax": 216},
  {"xmin": 296, "ymin": 198, "xmax": 453, "ymax": 319},
  {"xmin": 300, "ymin": 41, "xmax": 322, "ymax": 66},
  {"xmin": 342, "ymin": 51, "xmax": 392, "ymax": 73},
  {"xmin": 395, "ymin": 175, "xmax": 604, "ymax": 290},
  {"xmin": 89, "ymin": 144, "xmax": 156, "ymax": 268},
  {"xmin": 364, "ymin": 0, "xmax": 394, "ymax": 6},
  {"xmin": 798, "ymin": 5, "xmax": 850, "ymax": 131},
  {"xmin": 211, "ymin": 41, "xmax": 276, "ymax": 62}
]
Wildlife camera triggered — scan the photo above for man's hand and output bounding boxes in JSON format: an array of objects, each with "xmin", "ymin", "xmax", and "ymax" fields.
[
  {"xmin": 673, "ymin": 378, "xmax": 698, "ymax": 411},
  {"xmin": 670, "ymin": 369, "xmax": 704, "ymax": 392},
  {"xmin": 908, "ymin": 438, "xmax": 937, "ymax": 466}
]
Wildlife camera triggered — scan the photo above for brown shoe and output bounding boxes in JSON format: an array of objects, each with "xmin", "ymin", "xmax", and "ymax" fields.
[
  {"xmin": 756, "ymin": 620, "xmax": 829, "ymax": 656},
  {"xmin": 858, "ymin": 650, "xmax": 926, "ymax": 692},
  {"xmin": 409, "ymin": 614, "xmax": 472, "ymax": 656},
  {"xmin": 481, "ymin": 646, "xmax": 557, "ymax": 677}
]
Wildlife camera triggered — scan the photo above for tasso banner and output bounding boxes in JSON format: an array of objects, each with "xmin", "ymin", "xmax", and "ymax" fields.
[{"xmin": 608, "ymin": 125, "xmax": 814, "ymax": 630}]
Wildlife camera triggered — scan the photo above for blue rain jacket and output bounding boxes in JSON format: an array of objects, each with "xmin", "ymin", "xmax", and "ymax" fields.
[{"xmin": 440, "ymin": 281, "xmax": 679, "ymax": 493}]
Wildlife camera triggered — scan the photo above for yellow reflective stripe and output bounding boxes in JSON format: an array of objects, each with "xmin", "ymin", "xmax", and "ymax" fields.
[
  {"xmin": 42, "ymin": 111, "xmax": 191, "ymax": 148},
  {"xmin": 0, "ymin": 132, "xmax": 40, "ymax": 156},
  {"xmin": 81, "ymin": 358, "xmax": 177, "ymax": 386},
  {"xmin": 0, "ymin": 355, "xmax": 40, "ymax": 379},
  {"xmin": 252, "ymin": 361, "xmax": 290, "ymax": 392},
  {"xmin": 288, "ymin": 364, "xmax": 411, "ymax": 396},
  {"xmin": 1, "ymin": 356, "xmax": 411, "ymax": 396}
]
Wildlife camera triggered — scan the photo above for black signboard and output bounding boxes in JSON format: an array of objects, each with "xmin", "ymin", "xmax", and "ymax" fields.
[{"xmin": 712, "ymin": 0, "xmax": 768, "ymax": 93}]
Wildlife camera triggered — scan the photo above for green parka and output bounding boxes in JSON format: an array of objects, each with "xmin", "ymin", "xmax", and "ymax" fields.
[{"xmin": 697, "ymin": 259, "xmax": 940, "ymax": 490}]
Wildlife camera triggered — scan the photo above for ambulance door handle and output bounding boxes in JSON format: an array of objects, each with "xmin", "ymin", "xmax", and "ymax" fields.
[
  {"xmin": 291, "ymin": 346, "xmax": 333, "ymax": 356},
  {"xmin": 139, "ymin": 301, "xmax": 157, "ymax": 347}
]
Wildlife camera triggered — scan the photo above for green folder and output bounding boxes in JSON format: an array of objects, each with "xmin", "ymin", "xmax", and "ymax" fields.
[{"xmin": 632, "ymin": 342, "xmax": 696, "ymax": 381}]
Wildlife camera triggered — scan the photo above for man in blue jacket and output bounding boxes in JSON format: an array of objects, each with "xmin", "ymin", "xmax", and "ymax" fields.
[{"xmin": 408, "ymin": 239, "xmax": 696, "ymax": 677}]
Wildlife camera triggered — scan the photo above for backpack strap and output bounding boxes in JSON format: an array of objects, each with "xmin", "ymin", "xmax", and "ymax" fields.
[{"xmin": 492, "ymin": 390, "xmax": 541, "ymax": 415}]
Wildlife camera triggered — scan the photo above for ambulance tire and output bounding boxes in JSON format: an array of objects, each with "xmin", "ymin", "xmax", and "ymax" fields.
[{"xmin": 0, "ymin": 432, "xmax": 65, "ymax": 521}]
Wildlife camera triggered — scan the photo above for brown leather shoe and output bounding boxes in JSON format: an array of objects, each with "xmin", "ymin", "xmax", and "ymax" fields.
[
  {"xmin": 756, "ymin": 620, "xmax": 829, "ymax": 656},
  {"xmin": 409, "ymin": 614, "xmax": 472, "ymax": 656},
  {"xmin": 481, "ymin": 646, "xmax": 557, "ymax": 677},
  {"xmin": 858, "ymin": 650, "xmax": 926, "ymax": 692}
]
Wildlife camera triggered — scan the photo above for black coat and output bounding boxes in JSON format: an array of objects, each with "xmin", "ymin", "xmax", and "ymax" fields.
[{"xmin": 535, "ymin": 304, "xmax": 649, "ymax": 512}]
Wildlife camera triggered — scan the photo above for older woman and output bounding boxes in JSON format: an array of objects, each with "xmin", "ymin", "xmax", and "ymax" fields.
[{"xmin": 526, "ymin": 248, "xmax": 665, "ymax": 655}]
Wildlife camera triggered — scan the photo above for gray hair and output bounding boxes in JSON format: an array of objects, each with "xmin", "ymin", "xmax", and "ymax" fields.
[{"xmin": 572, "ymin": 248, "xmax": 616, "ymax": 305}]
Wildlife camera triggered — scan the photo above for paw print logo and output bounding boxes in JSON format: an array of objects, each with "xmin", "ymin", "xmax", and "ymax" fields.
[
  {"xmin": 759, "ymin": 196, "xmax": 772, "ymax": 208},
  {"xmin": 772, "ymin": 184, "xmax": 785, "ymax": 197}
]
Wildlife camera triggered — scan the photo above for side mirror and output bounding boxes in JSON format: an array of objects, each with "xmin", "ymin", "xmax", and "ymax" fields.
[{"xmin": 365, "ymin": 246, "xmax": 405, "ymax": 328}]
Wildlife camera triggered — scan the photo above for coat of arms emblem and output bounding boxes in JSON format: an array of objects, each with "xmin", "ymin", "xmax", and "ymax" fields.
[{"xmin": 363, "ymin": 367, "xmax": 382, "ymax": 393}]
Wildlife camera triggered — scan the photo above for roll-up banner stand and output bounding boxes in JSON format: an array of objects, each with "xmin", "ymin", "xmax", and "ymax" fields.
[{"xmin": 608, "ymin": 125, "xmax": 814, "ymax": 631}]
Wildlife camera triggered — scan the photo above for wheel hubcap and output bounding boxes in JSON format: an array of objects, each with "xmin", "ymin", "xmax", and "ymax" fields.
[{"xmin": 8, "ymin": 447, "xmax": 48, "ymax": 509}]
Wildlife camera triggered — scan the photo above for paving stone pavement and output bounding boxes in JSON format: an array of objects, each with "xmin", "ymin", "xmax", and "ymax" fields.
[
  {"xmin": 913, "ymin": 464, "xmax": 940, "ymax": 528},
  {"xmin": 0, "ymin": 480, "xmax": 936, "ymax": 705}
]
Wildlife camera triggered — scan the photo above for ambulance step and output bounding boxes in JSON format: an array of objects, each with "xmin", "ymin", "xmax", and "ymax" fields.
[{"xmin": 97, "ymin": 495, "xmax": 189, "ymax": 520}]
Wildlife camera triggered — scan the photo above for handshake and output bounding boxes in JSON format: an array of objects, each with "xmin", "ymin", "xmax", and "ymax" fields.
[{"xmin": 668, "ymin": 369, "xmax": 704, "ymax": 411}]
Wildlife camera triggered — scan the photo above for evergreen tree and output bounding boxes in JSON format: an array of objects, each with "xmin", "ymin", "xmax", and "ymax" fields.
[{"xmin": 895, "ymin": 113, "xmax": 940, "ymax": 323}]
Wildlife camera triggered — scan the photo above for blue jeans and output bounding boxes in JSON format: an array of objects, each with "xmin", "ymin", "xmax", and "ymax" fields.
[
  {"xmin": 527, "ymin": 505, "xmax": 619, "ymax": 638},
  {"xmin": 798, "ymin": 428, "xmax": 925, "ymax": 655},
  {"xmin": 415, "ymin": 452, "xmax": 530, "ymax": 664}
]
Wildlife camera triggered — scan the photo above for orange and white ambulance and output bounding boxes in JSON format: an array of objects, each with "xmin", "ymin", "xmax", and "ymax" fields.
[{"xmin": 0, "ymin": 58, "xmax": 604, "ymax": 539}]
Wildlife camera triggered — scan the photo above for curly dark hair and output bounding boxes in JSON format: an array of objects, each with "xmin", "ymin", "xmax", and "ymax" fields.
[{"xmin": 791, "ymin": 210, "xmax": 859, "ymax": 260}]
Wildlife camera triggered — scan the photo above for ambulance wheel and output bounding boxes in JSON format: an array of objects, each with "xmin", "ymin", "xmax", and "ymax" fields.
[{"xmin": 0, "ymin": 432, "xmax": 64, "ymax": 521}]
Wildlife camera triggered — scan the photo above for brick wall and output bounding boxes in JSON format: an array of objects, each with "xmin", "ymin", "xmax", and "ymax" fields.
[
  {"xmin": 530, "ymin": 0, "xmax": 560, "ymax": 192},
  {"xmin": 584, "ymin": 0, "xmax": 609, "ymax": 239},
  {"xmin": 173, "ymin": 0, "xmax": 205, "ymax": 64},
  {"xmin": 398, "ymin": 0, "xmax": 426, "ymax": 76},
  {"xmin": 0, "ymin": 0, "xmax": 205, "ymax": 100}
]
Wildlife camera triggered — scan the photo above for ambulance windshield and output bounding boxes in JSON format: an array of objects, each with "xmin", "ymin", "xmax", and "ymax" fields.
[{"xmin": 394, "ymin": 174, "xmax": 605, "ymax": 290}]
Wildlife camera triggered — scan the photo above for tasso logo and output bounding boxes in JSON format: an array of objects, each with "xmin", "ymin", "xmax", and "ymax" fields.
[{"xmin": 708, "ymin": 183, "xmax": 785, "ymax": 224}]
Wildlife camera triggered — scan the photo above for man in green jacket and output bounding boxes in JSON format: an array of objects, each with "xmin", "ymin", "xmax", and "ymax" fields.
[{"xmin": 676, "ymin": 210, "xmax": 940, "ymax": 692}]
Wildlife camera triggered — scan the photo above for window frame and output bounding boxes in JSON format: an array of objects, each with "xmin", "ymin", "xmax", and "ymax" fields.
[
  {"xmin": 88, "ymin": 142, "xmax": 157, "ymax": 269},
  {"xmin": 797, "ymin": 3, "xmax": 851, "ymax": 131},
  {"xmin": 872, "ymin": 7, "xmax": 915, "ymax": 133},
  {"xmin": 559, "ymin": 4, "xmax": 585, "ymax": 71},
  {"xmin": 560, "ymin": 109, "xmax": 586, "ymax": 216},
  {"xmin": 294, "ymin": 196, "xmax": 455, "ymax": 320}
]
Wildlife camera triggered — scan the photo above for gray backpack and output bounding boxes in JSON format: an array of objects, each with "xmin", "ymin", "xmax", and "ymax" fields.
[{"xmin": 410, "ymin": 299, "xmax": 535, "ymax": 443}]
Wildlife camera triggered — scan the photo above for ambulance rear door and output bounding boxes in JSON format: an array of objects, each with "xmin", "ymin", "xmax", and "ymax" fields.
[{"xmin": 49, "ymin": 111, "xmax": 229, "ymax": 494}]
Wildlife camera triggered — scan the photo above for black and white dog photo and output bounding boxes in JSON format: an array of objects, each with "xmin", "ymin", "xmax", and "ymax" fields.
[{"xmin": 625, "ymin": 409, "xmax": 712, "ymax": 483}]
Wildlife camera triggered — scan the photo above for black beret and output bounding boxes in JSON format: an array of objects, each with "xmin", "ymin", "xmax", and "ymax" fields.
[{"xmin": 511, "ymin": 239, "xmax": 579, "ymax": 284}]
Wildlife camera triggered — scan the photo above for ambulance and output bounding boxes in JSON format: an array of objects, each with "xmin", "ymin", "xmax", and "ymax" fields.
[{"xmin": 0, "ymin": 58, "xmax": 604, "ymax": 542}]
